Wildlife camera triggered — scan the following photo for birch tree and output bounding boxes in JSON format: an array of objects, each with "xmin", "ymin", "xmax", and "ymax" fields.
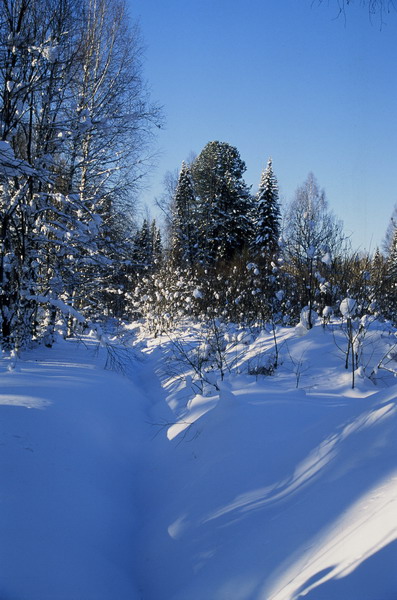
[{"xmin": 0, "ymin": 0, "xmax": 160, "ymax": 349}]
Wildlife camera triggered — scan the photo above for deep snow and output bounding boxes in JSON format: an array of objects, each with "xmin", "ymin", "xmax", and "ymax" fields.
[
  {"xmin": 0, "ymin": 338, "xmax": 149, "ymax": 600},
  {"xmin": 1, "ymin": 322, "xmax": 397, "ymax": 599}
]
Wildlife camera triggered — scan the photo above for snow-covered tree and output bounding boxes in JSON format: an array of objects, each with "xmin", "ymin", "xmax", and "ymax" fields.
[
  {"xmin": 132, "ymin": 219, "xmax": 162, "ymax": 273},
  {"xmin": 0, "ymin": 0, "xmax": 159, "ymax": 349},
  {"xmin": 383, "ymin": 229, "xmax": 397, "ymax": 321},
  {"xmin": 383, "ymin": 203, "xmax": 397, "ymax": 255},
  {"xmin": 191, "ymin": 141, "xmax": 253, "ymax": 265},
  {"xmin": 170, "ymin": 162, "xmax": 197, "ymax": 268},
  {"xmin": 58, "ymin": 0, "xmax": 160, "ymax": 321},
  {"xmin": 387, "ymin": 230, "xmax": 397, "ymax": 278},
  {"xmin": 282, "ymin": 173, "xmax": 345, "ymax": 327},
  {"xmin": 0, "ymin": 0, "xmax": 79, "ymax": 347},
  {"xmin": 151, "ymin": 220, "xmax": 163, "ymax": 267},
  {"xmin": 251, "ymin": 158, "xmax": 281, "ymax": 261}
]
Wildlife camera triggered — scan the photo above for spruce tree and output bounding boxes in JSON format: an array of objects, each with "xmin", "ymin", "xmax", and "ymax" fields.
[
  {"xmin": 170, "ymin": 162, "xmax": 197, "ymax": 268},
  {"xmin": 151, "ymin": 220, "xmax": 163, "ymax": 268},
  {"xmin": 133, "ymin": 219, "xmax": 162, "ymax": 273},
  {"xmin": 387, "ymin": 230, "xmax": 397, "ymax": 278},
  {"xmin": 371, "ymin": 246, "xmax": 387, "ymax": 308},
  {"xmin": 252, "ymin": 158, "xmax": 281, "ymax": 261},
  {"xmin": 133, "ymin": 220, "xmax": 152, "ymax": 268}
]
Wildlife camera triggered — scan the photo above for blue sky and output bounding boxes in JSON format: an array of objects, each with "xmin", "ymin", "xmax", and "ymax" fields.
[{"xmin": 129, "ymin": 0, "xmax": 397, "ymax": 252}]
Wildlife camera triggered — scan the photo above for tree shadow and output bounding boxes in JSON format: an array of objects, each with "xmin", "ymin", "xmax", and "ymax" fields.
[{"xmin": 296, "ymin": 539, "xmax": 397, "ymax": 600}]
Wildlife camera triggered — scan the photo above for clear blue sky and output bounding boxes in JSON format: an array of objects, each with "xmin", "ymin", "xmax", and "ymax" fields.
[{"xmin": 128, "ymin": 0, "xmax": 397, "ymax": 253}]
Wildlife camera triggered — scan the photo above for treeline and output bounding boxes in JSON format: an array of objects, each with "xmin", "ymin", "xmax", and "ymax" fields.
[{"xmin": 131, "ymin": 141, "xmax": 396, "ymax": 333}]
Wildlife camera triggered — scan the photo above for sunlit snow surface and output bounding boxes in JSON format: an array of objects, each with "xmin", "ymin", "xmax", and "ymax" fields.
[
  {"xmin": 134, "ymin": 321, "xmax": 397, "ymax": 600},
  {"xmin": 1, "ymin": 322, "xmax": 397, "ymax": 599},
  {"xmin": 0, "ymin": 394, "xmax": 51, "ymax": 408},
  {"xmin": 268, "ymin": 471, "xmax": 397, "ymax": 600}
]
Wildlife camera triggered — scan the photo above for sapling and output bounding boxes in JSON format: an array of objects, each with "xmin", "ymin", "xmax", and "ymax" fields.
[
  {"xmin": 286, "ymin": 344, "xmax": 309, "ymax": 388},
  {"xmin": 369, "ymin": 333, "xmax": 397, "ymax": 381},
  {"xmin": 339, "ymin": 298, "xmax": 375, "ymax": 388}
]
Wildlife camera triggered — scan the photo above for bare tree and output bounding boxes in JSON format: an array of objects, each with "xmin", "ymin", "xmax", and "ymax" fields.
[
  {"xmin": 282, "ymin": 173, "xmax": 346, "ymax": 327},
  {"xmin": 313, "ymin": 0, "xmax": 396, "ymax": 25}
]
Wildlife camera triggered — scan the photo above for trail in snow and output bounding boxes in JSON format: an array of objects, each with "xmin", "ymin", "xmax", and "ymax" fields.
[{"xmin": 0, "ymin": 338, "xmax": 154, "ymax": 600}]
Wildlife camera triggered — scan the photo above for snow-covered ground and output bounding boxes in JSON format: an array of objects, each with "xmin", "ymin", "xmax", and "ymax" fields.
[
  {"xmin": 0, "ymin": 337, "xmax": 152, "ymax": 600},
  {"xmin": 1, "ymin": 321, "xmax": 397, "ymax": 599}
]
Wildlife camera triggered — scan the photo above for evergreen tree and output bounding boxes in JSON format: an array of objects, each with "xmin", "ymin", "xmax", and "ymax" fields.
[
  {"xmin": 242, "ymin": 159, "xmax": 282, "ymax": 327},
  {"xmin": 252, "ymin": 157, "xmax": 281, "ymax": 261},
  {"xmin": 371, "ymin": 246, "xmax": 387, "ymax": 307},
  {"xmin": 133, "ymin": 219, "xmax": 162, "ymax": 272},
  {"xmin": 387, "ymin": 229, "xmax": 397, "ymax": 278},
  {"xmin": 151, "ymin": 220, "xmax": 163, "ymax": 268},
  {"xmin": 170, "ymin": 162, "xmax": 197, "ymax": 268},
  {"xmin": 382, "ymin": 204, "xmax": 397, "ymax": 255},
  {"xmin": 191, "ymin": 141, "xmax": 253, "ymax": 265},
  {"xmin": 385, "ymin": 230, "xmax": 397, "ymax": 321},
  {"xmin": 133, "ymin": 220, "xmax": 152, "ymax": 267}
]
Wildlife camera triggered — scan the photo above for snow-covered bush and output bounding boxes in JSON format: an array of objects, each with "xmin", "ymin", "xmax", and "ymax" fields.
[
  {"xmin": 131, "ymin": 266, "xmax": 205, "ymax": 335},
  {"xmin": 340, "ymin": 297, "xmax": 358, "ymax": 319},
  {"xmin": 299, "ymin": 306, "xmax": 319, "ymax": 330}
]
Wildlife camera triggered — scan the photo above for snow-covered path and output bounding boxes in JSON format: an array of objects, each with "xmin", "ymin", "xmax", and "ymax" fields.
[{"xmin": 0, "ymin": 339, "xmax": 152, "ymax": 600}]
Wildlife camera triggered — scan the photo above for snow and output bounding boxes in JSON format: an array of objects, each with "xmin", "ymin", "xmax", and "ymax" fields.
[
  {"xmin": 192, "ymin": 288, "xmax": 203, "ymax": 299},
  {"xmin": 321, "ymin": 252, "xmax": 332, "ymax": 265},
  {"xmin": 275, "ymin": 289, "xmax": 284, "ymax": 301},
  {"xmin": 1, "ymin": 322, "xmax": 397, "ymax": 599},
  {"xmin": 340, "ymin": 297, "xmax": 358, "ymax": 318},
  {"xmin": 0, "ymin": 140, "xmax": 14, "ymax": 156},
  {"xmin": 323, "ymin": 305, "xmax": 333, "ymax": 318},
  {"xmin": 299, "ymin": 306, "xmax": 318, "ymax": 330},
  {"xmin": 0, "ymin": 338, "xmax": 148, "ymax": 600}
]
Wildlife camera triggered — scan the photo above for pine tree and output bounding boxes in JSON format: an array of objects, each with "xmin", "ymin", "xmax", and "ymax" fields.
[
  {"xmin": 252, "ymin": 158, "xmax": 281, "ymax": 261},
  {"xmin": 371, "ymin": 246, "xmax": 387, "ymax": 310},
  {"xmin": 133, "ymin": 220, "xmax": 152, "ymax": 268},
  {"xmin": 151, "ymin": 220, "xmax": 163, "ymax": 268},
  {"xmin": 387, "ymin": 230, "xmax": 397, "ymax": 279},
  {"xmin": 191, "ymin": 141, "xmax": 253, "ymax": 265}
]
